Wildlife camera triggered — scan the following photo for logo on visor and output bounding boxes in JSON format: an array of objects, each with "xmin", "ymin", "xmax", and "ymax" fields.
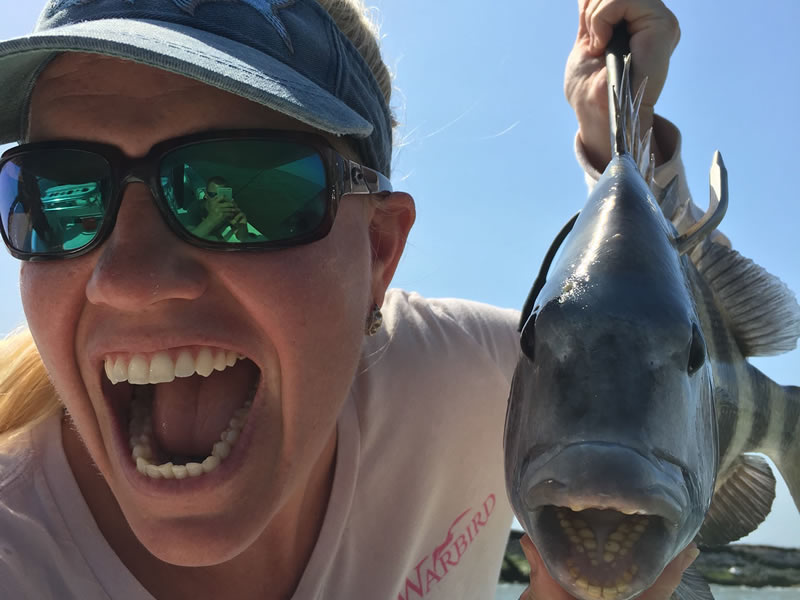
[{"xmin": 46, "ymin": 0, "xmax": 297, "ymax": 51}]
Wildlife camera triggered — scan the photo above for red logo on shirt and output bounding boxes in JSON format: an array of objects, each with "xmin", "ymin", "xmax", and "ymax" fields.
[{"xmin": 397, "ymin": 493, "xmax": 497, "ymax": 599}]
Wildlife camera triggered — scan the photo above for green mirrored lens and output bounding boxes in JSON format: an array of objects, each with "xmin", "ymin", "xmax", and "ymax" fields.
[
  {"xmin": 0, "ymin": 150, "xmax": 110, "ymax": 255},
  {"xmin": 159, "ymin": 140, "xmax": 327, "ymax": 244}
]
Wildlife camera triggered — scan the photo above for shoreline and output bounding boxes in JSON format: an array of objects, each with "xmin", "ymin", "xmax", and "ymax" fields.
[{"xmin": 501, "ymin": 531, "xmax": 800, "ymax": 587}]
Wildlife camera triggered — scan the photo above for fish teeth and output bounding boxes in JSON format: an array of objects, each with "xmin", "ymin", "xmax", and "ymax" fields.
[{"xmin": 104, "ymin": 348, "xmax": 245, "ymax": 385}]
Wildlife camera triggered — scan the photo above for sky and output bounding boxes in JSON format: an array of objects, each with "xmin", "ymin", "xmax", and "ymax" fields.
[{"xmin": 0, "ymin": 1, "xmax": 798, "ymax": 547}]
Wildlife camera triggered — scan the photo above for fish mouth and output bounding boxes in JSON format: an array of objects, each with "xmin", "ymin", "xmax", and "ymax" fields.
[
  {"xmin": 519, "ymin": 443, "xmax": 690, "ymax": 600},
  {"xmin": 529, "ymin": 505, "xmax": 671, "ymax": 600}
]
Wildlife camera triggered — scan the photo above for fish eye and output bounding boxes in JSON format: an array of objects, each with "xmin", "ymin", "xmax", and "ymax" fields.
[{"xmin": 687, "ymin": 323, "xmax": 707, "ymax": 375}]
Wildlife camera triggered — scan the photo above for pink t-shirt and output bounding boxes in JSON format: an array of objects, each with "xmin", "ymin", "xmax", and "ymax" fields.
[{"xmin": 0, "ymin": 291, "xmax": 521, "ymax": 599}]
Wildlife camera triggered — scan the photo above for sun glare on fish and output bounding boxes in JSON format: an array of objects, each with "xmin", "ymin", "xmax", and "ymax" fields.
[{"xmin": 575, "ymin": 196, "xmax": 615, "ymax": 280}]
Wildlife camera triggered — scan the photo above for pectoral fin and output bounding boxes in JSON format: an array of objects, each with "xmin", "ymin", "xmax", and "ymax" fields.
[
  {"xmin": 691, "ymin": 239, "xmax": 800, "ymax": 357},
  {"xmin": 696, "ymin": 454, "xmax": 776, "ymax": 547},
  {"xmin": 670, "ymin": 564, "xmax": 714, "ymax": 600}
]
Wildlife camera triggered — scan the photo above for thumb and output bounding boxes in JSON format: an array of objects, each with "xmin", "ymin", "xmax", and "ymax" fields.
[{"xmin": 520, "ymin": 534, "xmax": 575, "ymax": 599}]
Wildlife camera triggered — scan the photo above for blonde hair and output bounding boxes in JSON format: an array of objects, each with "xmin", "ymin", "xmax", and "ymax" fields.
[
  {"xmin": 0, "ymin": 328, "xmax": 59, "ymax": 437},
  {"xmin": 0, "ymin": 0, "xmax": 394, "ymax": 438}
]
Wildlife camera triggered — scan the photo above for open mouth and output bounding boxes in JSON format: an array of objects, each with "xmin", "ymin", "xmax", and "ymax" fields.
[
  {"xmin": 535, "ymin": 505, "xmax": 669, "ymax": 600},
  {"xmin": 102, "ymin": 348, "xmax": 261, "ymax": 480}
]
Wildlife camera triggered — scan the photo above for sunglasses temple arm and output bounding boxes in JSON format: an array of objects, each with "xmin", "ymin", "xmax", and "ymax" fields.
[{"xmin": 342, "ymin": 159, "xmax": 393, "ymax": 196}]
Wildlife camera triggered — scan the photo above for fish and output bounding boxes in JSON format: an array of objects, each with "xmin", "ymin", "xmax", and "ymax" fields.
[{"xmin": 503, "ymin": 54, "xmax": 800, "ymax": 600}]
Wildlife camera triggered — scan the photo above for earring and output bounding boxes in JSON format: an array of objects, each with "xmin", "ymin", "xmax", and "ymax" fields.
[{"xmin": 365, "ymin": 303, "xmax": 383, "ymax": 336}]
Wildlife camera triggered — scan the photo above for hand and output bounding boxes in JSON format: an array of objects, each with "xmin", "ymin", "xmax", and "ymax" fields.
[
  {"xmin": 564, "ymin": 0, "xmax": 681, "ymax": 170},
  {"xmin": 204, "ymin": 196, "xmax": 238, "ymax": 229},
  {"xmin": 517, "ymin": 534, "xmax": 700, "ymax": 600},
  {"xmin": 230, "ymin": 211, "xmax": 250, "ymax": 241}
]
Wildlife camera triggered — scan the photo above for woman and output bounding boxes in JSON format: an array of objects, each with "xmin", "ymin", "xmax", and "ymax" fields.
[
  {"xmin": 191, "ymin": 177, "xmax": 250, "ymax": 242},
  {"xmin": 0, "ymin": 0, "xmax": 696, "ymax": 598}
]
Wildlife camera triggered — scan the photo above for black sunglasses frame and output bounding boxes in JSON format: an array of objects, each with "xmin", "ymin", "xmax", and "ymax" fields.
[{"xmin": 0, "ymin": 129, "xmax": 393, "ymax": 261}]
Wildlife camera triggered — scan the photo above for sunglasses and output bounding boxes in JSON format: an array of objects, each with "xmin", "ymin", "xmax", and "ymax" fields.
[{"xmin": 0, "ymin": 130, "xmax": 392, "ymax": 260}]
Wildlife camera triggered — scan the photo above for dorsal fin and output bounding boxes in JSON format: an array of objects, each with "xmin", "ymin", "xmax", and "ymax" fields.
[
  {"xmin": 691, "ymin": 238, "xmax": 800, "ymax": 356},
  {"xmin": 612, "ymin": 55, "xmax": 654, "ymax": 183}
]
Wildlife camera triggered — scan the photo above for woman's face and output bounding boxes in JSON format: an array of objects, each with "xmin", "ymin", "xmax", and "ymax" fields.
[{"xmin": 20, "ymin": 53, "xmax": 411, "ymax": 567}]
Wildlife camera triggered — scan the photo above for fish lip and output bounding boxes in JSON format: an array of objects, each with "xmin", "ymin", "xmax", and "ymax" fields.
[
  {"xmin": 521, "ymin": 442, "xmax": 689, "ymax": 527},
  {"xmin": 524, "ymin": 481, "xmax": 683, "ymax": 527}
]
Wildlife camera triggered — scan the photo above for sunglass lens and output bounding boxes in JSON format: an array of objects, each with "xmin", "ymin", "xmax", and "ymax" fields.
[
  {"xmin": 159, "ymin": 140, "xmax": 328, "ymax": 245},
  {"xmin": 0, "ymin": 150, "xmax": 111, "ymax": 256}
]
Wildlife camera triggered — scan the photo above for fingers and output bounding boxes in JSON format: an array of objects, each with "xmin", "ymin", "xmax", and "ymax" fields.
[
  {"xmin": 583, "ymin": 0, "xmax": 679, "ymax": 55},
  {"xmin": 519, "ymin": 534, "xmax": 576, "ymax": 599},
  {"xmin": 576, "ymin": 0, "xmax": 591, "ymax": 41},
  {"xmin": 209, "ymin": 199, "xmax": 237, "ymax": 218},
  {"xmin": 637, "ymin": 544, "xmax": 701, "ymax": 600}
]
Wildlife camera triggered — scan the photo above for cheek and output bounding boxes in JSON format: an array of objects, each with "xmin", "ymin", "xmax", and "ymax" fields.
[
  {"xmin": 213, "ymin": 207, "xmax": 373, "ymax": 435},
  {"xmin": 20, "ymin": 261, "xmax": 92, "ymax": 407}
]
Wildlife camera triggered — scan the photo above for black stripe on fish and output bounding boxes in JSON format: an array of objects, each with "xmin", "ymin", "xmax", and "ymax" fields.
[
  {"xmin": 783, "ymin": 386, "xmax": 800, "ymax": 452},
  {"xmin": 745, "ymin": 367, "xmax": 771, "ymax": 452},
  {"xmin": 714, "ymin": 387, "xmax": 737, "ymax": 461}
]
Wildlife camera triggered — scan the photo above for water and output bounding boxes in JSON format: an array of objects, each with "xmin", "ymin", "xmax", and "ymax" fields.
[{"xmin": 495, "ymin": 584, "xmax": 800, "ymax": 599}]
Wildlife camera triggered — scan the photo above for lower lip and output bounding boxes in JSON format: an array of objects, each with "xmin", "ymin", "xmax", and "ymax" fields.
[{"xmin": 108, "ymin": 391, "xmax": 260, "ymax": 496}]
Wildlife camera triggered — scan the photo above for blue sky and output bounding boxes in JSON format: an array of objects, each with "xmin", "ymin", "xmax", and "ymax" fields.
[{"xmin": 0, "ymin": 1, "xmax": 798, "ymax": 547}]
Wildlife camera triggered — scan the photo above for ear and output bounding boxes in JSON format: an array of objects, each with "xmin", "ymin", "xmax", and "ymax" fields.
[{"xmin": 369, "ymin": 191, "xmax": 416, "ymax": 306}]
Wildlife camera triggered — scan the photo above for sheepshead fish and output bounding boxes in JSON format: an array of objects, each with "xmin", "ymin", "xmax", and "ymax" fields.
[{"xmin": 503, "ymin": 56, "xmax": 800, "ymax": 600}]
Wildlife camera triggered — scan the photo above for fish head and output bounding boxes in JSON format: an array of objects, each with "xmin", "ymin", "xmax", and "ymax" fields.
[{"xmin": 504, "ymin": 154, "xmax": 719, "ymax": 600}]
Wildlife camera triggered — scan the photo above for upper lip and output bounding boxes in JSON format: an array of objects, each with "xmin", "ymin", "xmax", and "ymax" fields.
[
  {"xmin": 85, "ymin": 329, "xmax": 260, "ymax": 371},
  {"xmin": 526, "ymin": 481, "xmax": 684, "ymax": 526},
  {"xmin": 521, "ymin": 442, "xmax": 690, "ymax": 526}
]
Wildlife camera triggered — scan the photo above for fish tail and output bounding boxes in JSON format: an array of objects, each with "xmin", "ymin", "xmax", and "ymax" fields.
[{"xmin": 774, "ymin": 384, "xmax": 800, "ymax": 511}]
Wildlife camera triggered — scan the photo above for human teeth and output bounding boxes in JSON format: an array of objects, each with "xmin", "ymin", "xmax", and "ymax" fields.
[
  {"xmin": 112, "ymin": 358, "xmax": 127, "ymax": 384},
  {"xmin": 195, "ymin": 348, "xmax": 215, "ymax": 377},
  {"xmin": 174, "ymin": 351, "xmax": 195, "ymax": 378},
  {"xmin": 128, "ymin": 386, "xmax": 251, "ymax": 480},
  {"xmin": 105, "ymin": 348, "xmax": 246, "ymax": 384},
  {"xmin": 149, "ymin": 352, "xmax": 176, "ymax": 384},
  {"xmin": 186, "ymin": 463, "xmax": 204, "ymax": 477},
  {"xmin": 212, "ymin": 441, "xmax": 231, "ymax": 459},
  {"xmin": 202, "ymin": 455, "xmax": 220, "ymax": 473},
  {"xmin": 132, "ymin": 445, "xmax": 152, "ymax": 460},
  {"xmin": 128, "ymin": 355, "xmax": 150, "ymax": 385}
]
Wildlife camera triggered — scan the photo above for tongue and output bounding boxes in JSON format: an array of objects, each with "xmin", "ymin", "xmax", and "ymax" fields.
[{"xmin": 151, "ymin": 360, "xmax": 258, "ymax": 456}]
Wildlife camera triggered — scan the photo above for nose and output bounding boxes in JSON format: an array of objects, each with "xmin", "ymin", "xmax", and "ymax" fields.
[{"xmin": 85, "ymin": 183, "xmax": 208, "ymax": 311}]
